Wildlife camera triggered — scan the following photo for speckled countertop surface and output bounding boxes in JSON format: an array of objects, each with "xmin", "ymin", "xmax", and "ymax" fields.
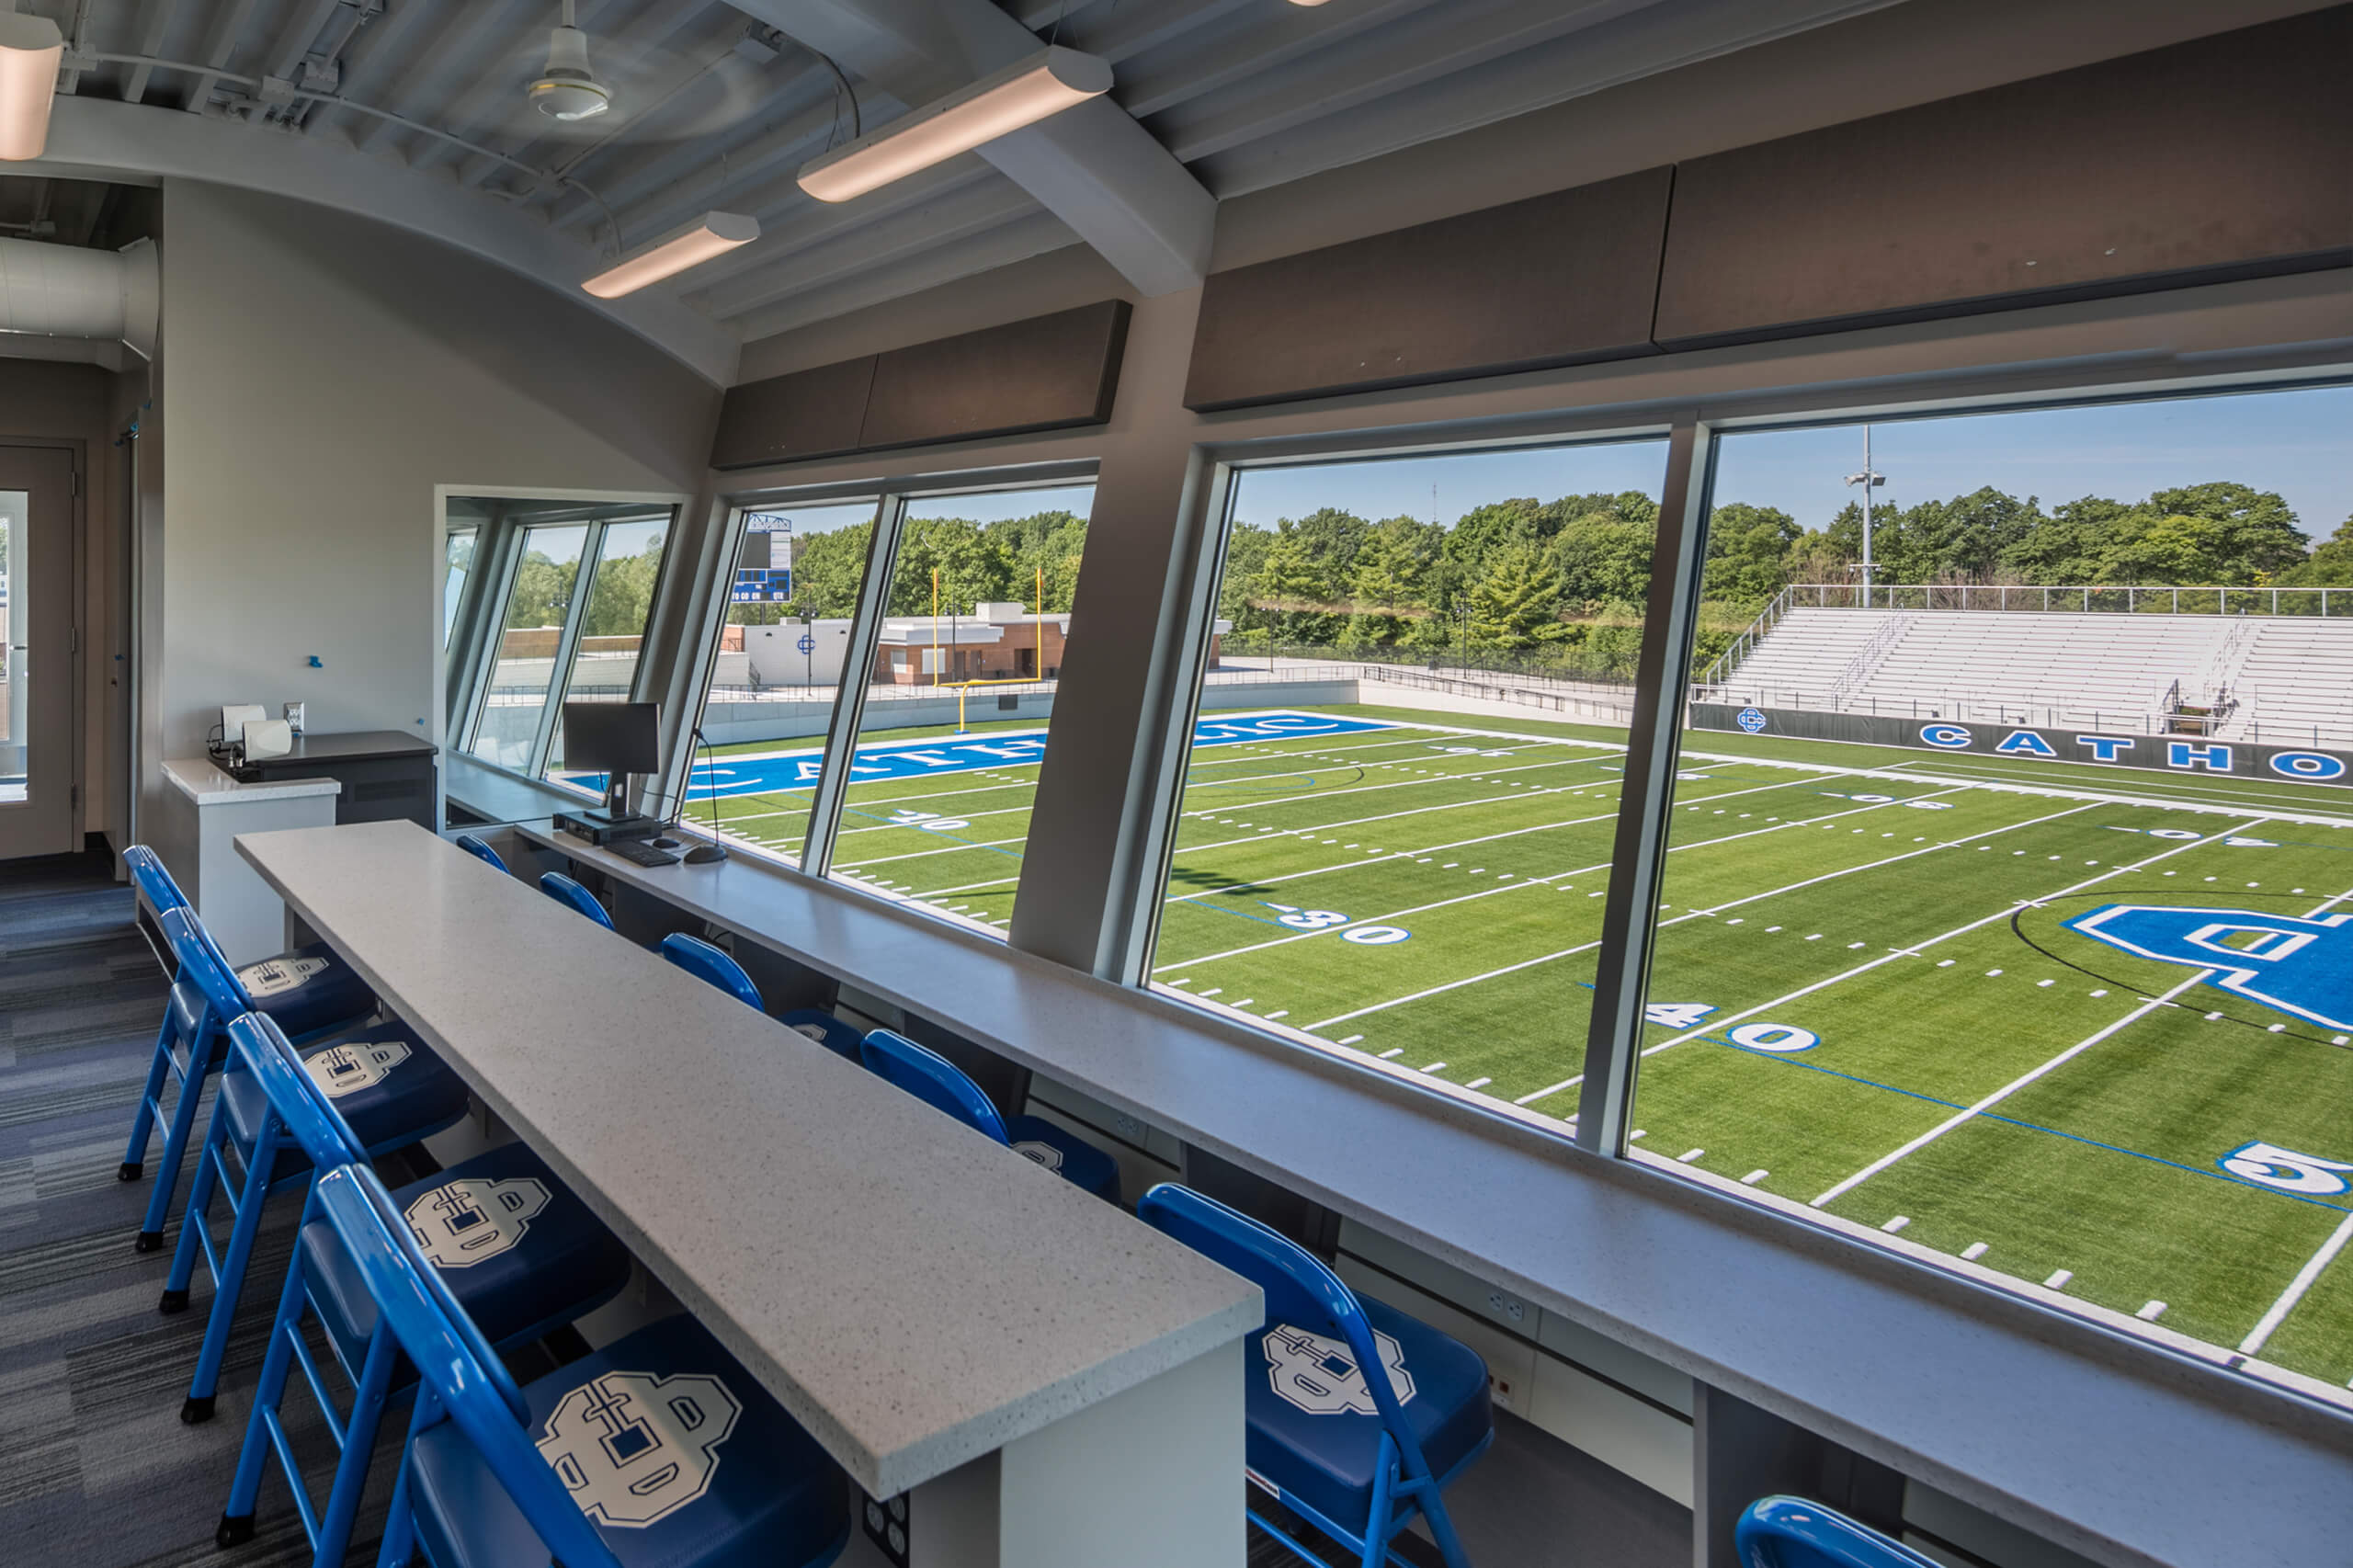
[
  {"xmin": 235, "ymin": 820, "xmax": 1260, "ymax": 1496},
  {"xmin": 164, "ymin": 757, "xmax": 342, "ymax": 805}
]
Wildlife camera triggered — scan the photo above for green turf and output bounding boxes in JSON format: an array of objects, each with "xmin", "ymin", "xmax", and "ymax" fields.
[{"xmin": 699, "ymin": 700, "xmax": 2353, "ymax": 1392}]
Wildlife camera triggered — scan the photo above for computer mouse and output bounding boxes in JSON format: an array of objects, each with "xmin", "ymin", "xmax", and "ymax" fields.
[{"xmin": 652, "ymin": 836, "xmax": 680, "ymax": 850}]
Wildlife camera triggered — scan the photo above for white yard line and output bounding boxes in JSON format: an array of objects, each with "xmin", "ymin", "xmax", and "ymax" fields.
[
  {"xmin": 1508, "ymin": 814, "xmax": 2264, "ymax": 1107},
  {"xmin": 1157, "ymin": 771, "xmax": 1901, "ymax": 912},
  {"xmin": 1807, "ymin": 972, "xmax": 2212, "ymax": 1209},
  {"xmin": 1179, "ymin": 751, "xmax": 1617, "ymax": 820},
  {"xmin": 2241, "ymin": 1210, "xmax": 2353, "ymax": 1357},
  {"xmin": 1809, "ymin": 876, "xmax": 2350, "ymax": 1211},
  {"xmin": 1290, "ymin": 789, "xmax": 2049, "ymax": 1034},
  {"xmin": 1168, "ymin": 786, "xmax": 1991, "ymax": 974}
]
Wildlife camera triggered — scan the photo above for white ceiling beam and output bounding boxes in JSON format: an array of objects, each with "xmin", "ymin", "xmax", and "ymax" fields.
[
  {"xmin": 540, "ymin": 62, "xmax": 838, "ymax": 235},
  {"xmin": 1116, "ymin": 0, "xmax": 1444, "ymax": 119},
  {"xmin": 353, "ymin": 0, "xmax": 541, "ymax": 156},
  {"xmin": 122, "ymin": 0, "xmax": 182, "ymax": 107},
  {"xmin": 654, "ymin": 157, "xmax": 991, "ymax": 293},
  {"xmin": 685, "ymin": 165, "xmax": 1033, "ymax": 317},
  {"xmin": 182, "ymin": 0, "xmax": 265, "ymax": 114},
  {"xmin": 303, "ymin": 0, "xmax": 434, "ymax": 140},
  {"xmin": 262, "ymin": 0, "xmax": 346, "ymax": 83},
  {"xmin": 34, "ymin": 95, "xmax": 739, "ymax": 385},
  {"xmin": 725, "ymin": 209, "xmax": 1080, "ymax": 343},
  {"xmin": 1185, "ymin": 0, "xmax": 1904, "ymax": 197},
  {"xmin": 727, "ymin": 0, "xmax": 1213, "ymax": 296}
]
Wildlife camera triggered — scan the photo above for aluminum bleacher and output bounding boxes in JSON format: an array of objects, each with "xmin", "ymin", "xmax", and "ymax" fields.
[
  {"xmin": 1705, "ymin": 599, "xmax": 2353, "ymax": 749},
  {"xmin": 2234, "ymin": 619, "xmax": 2353, "ymax": 749}
]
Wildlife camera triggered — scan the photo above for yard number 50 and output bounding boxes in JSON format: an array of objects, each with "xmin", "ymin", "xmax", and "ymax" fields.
[{"xmin": 2221, "ymin": 1141, "xmax": 2353, "ymax": 1196}]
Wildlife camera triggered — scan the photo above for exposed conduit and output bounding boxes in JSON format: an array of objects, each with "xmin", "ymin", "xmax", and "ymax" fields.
[{"xmin": 0, "ymin": 236, "xmax": 159, "ymax": 359}]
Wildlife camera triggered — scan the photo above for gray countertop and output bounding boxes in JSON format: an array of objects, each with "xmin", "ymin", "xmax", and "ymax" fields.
[
  {"xmin": 234, "ymin": 820, "xmax": 1261, "ymax": 1497},
  {"xmin": 518, "ymin": 820, "xmax": 2353, "ymax": 1568}
]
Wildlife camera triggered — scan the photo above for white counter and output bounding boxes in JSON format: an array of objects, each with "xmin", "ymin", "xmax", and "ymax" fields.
[
  {"xmin": 237, "ymin": 820, "xmax": 1257, "ymax": 1568},
  {"xmin": 154, "ymin": 757, "xmax": 341, "ymax": 965}
]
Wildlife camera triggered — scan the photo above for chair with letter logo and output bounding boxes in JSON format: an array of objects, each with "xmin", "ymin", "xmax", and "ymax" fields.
[
  {"xmin": 118, "ymin": 845, "xmax": 377, "ymax": 1250},
  {"xmin": 657, "ymin": 932, "xmax": 870, "ymax": 1060},
  {"xmin": 858, "ymin": 1028, "xmax": 1122, "ymax": 1201},
  {"xmin": 1137, "ymin": 1183, "xmax": 1494, "ymax": 1568},
  {"xmin": 154, "ymin": 907, "xmax": 470, "ymax": 1422},
  {"xmin": 213, "ymin": 1013, "xmax": 635, "ymax": 1566}
]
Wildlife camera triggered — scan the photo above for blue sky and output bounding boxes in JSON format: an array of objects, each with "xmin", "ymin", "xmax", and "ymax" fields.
[{"xmin": 1231, "ymin": 384, "xmax": 2352, "ymax": 543}]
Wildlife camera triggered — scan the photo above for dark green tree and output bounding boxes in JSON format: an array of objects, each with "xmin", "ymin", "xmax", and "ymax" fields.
[{"xmin": 1468, "ymin": 543, "xmax": 1563, "ymax": 650}]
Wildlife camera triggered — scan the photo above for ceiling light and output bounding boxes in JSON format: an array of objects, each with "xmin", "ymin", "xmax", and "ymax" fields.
[
  {"xmin": 582, "ymin": 211, "xmax": 758, "ymax": 300},
  {"xmin": 0, "ymin": 13, "xmax": 64, "ymax": 163},
  {"xmin": 797, "ymin": 47, "xmax": 1111, "ymax": 204},
  {"xmin": 529, "ymin": 2, "xmax": 609, "ymax": 121}
]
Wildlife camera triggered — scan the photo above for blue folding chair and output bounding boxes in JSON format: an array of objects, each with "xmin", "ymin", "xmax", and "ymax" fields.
[
  {"xmin": 263, "ymin": 1162, "xmax": 849, "ymax": 1568},
  {"xmin": 157, "ymin": 908, "xmax": 471, "ymax": 1422},
  {"xmin": 1735, "ymin": 1497, "xmax": 1938, "ymax": 1568},
  {"xmin": 858, "ymin": 1028, "xmax": 1123, "ymax": 1201},
  {"xmin": 453, "ymin": 834, "xmax": 508, "ymax": 872},
  {"xmin": 658, "ymin": 934, "xmax": 870, "ymax": 1061},
  {"xmin": 540, "ymin": 871, "xmax": 616, "ymax": 930},
  {"xmin": 119, "ymin": 846, "xmax": 377, "ymax": 1248},
  {"xmin": 214, "ymin": 1015, "xmax": 635, "ymax": 1567},
  {"xmin": 1138, "ymin": 1184, "xmax": 1493, "ymax": 1568}
]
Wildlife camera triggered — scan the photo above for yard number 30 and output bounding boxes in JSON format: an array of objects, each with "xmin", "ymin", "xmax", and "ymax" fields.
[{"xmin": 2221, "ymin": 1141, "xmax": 2353, "ymax": 1196}]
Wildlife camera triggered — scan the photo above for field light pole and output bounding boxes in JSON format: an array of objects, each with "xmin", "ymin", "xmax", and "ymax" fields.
[{"xmin": 1846, "ymin": 426, "xmax": 1886, "ymax": 608}]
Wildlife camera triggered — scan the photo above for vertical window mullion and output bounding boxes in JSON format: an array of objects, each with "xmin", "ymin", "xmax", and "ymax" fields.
[
  {"xmin": 527, "ymin": 518, "xmax": 607, "ymax": 778},
  {"xmin": 457, "ymin": 517, "xmax": 527, "ymax": 753},
  {"xmin": 1575, "ymin": 417, "xmax": 1715, "ymax": 1156},
  {"xmin": 800, "ymin": 494, "xmax": 905, "ymax": 878}
]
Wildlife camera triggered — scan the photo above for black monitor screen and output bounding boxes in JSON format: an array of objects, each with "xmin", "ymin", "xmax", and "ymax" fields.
[{"xmin": 563, "ymin": 702, "xmax": 660, "ymax": 778}]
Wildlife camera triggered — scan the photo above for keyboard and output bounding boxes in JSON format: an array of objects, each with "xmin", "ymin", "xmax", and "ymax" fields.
[{"xmin": 608, "ymin": 838, "xmax": 681, "ymax": 868}]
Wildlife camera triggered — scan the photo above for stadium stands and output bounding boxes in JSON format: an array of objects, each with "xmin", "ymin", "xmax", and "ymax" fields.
[{"xmin": 1707, "ymin": 602, "xmax": 2353, "ymax": 747}]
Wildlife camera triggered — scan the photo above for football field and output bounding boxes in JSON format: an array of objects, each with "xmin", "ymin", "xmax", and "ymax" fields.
[{"xmin": 698, "ymin": 703, "xmax": 2353, "ymax": 1394}]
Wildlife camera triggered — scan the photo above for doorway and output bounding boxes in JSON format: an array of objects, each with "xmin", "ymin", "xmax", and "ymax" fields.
[{"xmin": 0, "ymin": 445, "xmax": 77, "ymax": 859}]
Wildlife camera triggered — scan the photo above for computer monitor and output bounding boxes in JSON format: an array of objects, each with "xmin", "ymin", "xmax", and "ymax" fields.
[{"xmin": 563, "ymin": 701, "xmax": 660, "ymax": 818}]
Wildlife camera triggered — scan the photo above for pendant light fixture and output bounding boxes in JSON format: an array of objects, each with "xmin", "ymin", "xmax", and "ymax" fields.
[
  {"xmin": 796, "ymin": 47, "xmax": 1112, "ymax": 204},
  {"xmin": 582, "ymin": 211, "xmax": 759, "ymax": 299},
  {"xmin": 0, "ymin": 12, "xmax": 64, "ymax": 163}
]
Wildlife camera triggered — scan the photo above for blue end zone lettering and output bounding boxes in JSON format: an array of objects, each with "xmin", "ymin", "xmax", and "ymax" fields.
[
  {"xmin": 1994, "ymin": 730, "xmax": 2058, "ymax": 758},
  {"xmin": 2268, "ymin": 751, "xmax": 2347, "ymax": 780},
  {"xmin": 1919, "ymin": 724, "xmax": 1972, "ymax": 749},
  {"xmin": 2065, "ymin": 903, "xmax": 2353, "ymax": 1030},
  {"xmin": 2076, "ymin": 735, "xmax": 2134, "ymax": 762},
  {"xmin": 650, "ymin": 711, "xmax": 1402, "ymax": 801},
  {"xmin": 2167, "ymin": 741, "xmax": 2234, "ymax": 773}
]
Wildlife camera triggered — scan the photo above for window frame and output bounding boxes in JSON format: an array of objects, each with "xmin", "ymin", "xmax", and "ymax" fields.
[
  {"xmin": 440, "ymin": 494, "xmax": 686, "ymax": 785},
  {"xmin": 1116, "ymin": 370, "xmax": 2353, "ymax": 1165},
  {"xmin": 684, "ymin": 462, "xmax": 1101, "ymax": 889}
]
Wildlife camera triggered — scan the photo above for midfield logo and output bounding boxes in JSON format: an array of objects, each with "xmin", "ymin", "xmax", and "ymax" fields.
[
  {"xmin": 2065, "ymin": 904, "xmax": 2353, "ymax": 1031},
  {"xmin": 1262, "ymin": 1324, "xmax": 1415, "ymax": 1417},
  {"xmin": 537, "ymin": 1369, "xmax": 742, "ymax": 1528},
  {"xmin": 404, "ymin": 1175, "xmax": 551, "ymax": 1268}
]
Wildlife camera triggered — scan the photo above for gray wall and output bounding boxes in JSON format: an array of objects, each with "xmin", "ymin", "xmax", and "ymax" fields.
[{"xmin": 156, "ymin": 181, "xmax": 722, "ymax": 763}]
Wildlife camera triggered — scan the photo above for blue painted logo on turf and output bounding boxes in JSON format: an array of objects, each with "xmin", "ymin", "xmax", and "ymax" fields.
[
  {"xmin": 1735, "ymin": 707, "xmax": 1768, "ymax": 734},
  {"xmin": 665, "ymin": 711, "xmax": 1401, "ymax": 801},
  {"xmin": 2065, "ymin": 904, "xmax": 2353, "ymax": 1031}
]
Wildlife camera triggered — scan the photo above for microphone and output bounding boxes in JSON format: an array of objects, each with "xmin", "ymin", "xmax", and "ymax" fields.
[{"xmin": 683, "ymin": 725, "xmax": 730, "ymax": 865}]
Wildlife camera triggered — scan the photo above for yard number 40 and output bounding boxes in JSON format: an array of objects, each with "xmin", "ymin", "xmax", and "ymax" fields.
[{"xmin": 2221, "ymin": 1141, "xmax": 2353, "ymax": 1196}]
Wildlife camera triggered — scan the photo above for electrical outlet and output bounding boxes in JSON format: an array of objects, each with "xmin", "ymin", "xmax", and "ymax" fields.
[
  {"xmin": 1115, "ymin": 1113, "xmax": 1146, "ymax": 1142},
  {"xmin": 1486, "ymin": 1290, "xmax": 1527, "ymax": 1324}
]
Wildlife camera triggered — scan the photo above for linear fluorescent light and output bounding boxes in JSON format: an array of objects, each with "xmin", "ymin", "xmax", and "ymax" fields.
[
  {"xmin": 0, "ymin": 13, "xmax": 64, "ymax": 163},
  {"xmin": 797, "ymin": 47, "xmax": 1112, "ymax": 205},
  {"xmin": 582, "ymin": 211, "xmax": 759, "ymax": 300}
]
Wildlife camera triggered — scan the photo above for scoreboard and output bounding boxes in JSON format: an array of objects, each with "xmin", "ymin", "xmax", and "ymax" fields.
[{"xmin": 732, "ymin": 567, "xmax": 792, "ymax": 603}]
